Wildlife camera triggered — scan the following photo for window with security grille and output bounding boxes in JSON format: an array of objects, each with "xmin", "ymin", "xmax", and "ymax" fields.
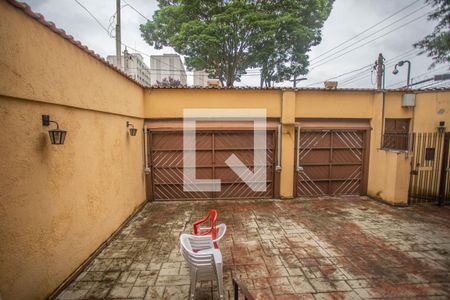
[{"xmin": 383, "ymin": 118, "xmax": 410, "ymax": 151}]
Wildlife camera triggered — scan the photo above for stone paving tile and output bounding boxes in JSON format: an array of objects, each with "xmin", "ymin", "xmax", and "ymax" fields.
[{"xmin": 57, "ymin": 197, "xmax": 450, "ymax": 299}]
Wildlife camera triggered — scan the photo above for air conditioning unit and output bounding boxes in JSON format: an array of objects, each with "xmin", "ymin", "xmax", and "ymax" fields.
[
  {"xmin": 402, "ymin": 93, "xmax": 416, "ymax": 107},
  {"xmin": 324, "ymin": 81, "xmax": 338, "ymax": 89},
  {"xmin": 207, "ymin": 79, "xmax": 222, "ymax": 87}
]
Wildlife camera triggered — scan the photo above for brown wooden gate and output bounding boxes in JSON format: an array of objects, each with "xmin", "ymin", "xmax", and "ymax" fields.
[
  {"xmin": 295, "ymin": 129, "xmax": 369, "ymax": 197},
  {"xmin": 147, "ymin": 129, "xmax": 277, "ymax": 200},
  {"xmin": 408, "ymin": 132, "xmax": 450, "ymax": 205}
]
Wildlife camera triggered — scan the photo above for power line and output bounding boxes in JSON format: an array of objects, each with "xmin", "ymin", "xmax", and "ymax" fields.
[
  {"xmin": 73, "ymin": 0, "xmax": 111, "ymax": 34},
  {"xmin": 310, "ymin": 0, "xmax": 422, "ymax": 63},
  {"xmin": 338, "ymin": 50, "xmax": 422, "ymax": 87},
  {"xmin": 306, "ymin": 64, "xmax": 373, "ymax": 87},
  {"xmin": 310, "ymin": 12, "xmax": 430, "ymax": 70},
  {"xmin": 385, "ymin": 48, "xmax": 418, "ymax": 64},
  {"xmin": 72, "ymin": 0, "xmax": 182, "ymax": 74},
  {"xmin": 336, "ymin": 68, "xmax": 374, "ymax": 86},
  {"xmin": 122, "ymin": 0, "xmax": 151, "ymax": 22},
  {"xmin": 309, "ymin": 49, "xmax": 421, "ymax": 88},
  {"xmin": 310, "ymin": 4, "xmax": 428, "ymax": 68},
  {"xmin": 387, "ymin": 65, "xmax": 450, "ymax": 88},
  {"xmin": 417, "ymin": 79, "xmax": 448, "ymax": 89}
]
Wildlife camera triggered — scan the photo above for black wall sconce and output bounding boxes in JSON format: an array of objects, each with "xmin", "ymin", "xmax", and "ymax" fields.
[
  {"xmin": 127, "ymin": 121, "xmax": 137, "ymax": 136},
  {"xmin": 42, "ymin": 115, "xmax": 67, "ymax": 145},
  {"xmin": 437, "ymin": 121, "xmax": 446, "ymax": 134}
]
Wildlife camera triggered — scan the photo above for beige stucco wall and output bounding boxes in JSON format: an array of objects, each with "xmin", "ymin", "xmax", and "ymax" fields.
[
  {"xmin": 383, "ymin": 91, "xmax": 450, "ymax": 132},
  {"xmin": 414, "ymin": 91, "xmax": 450, "ymax": 132},
  {"xmin": 0, "ymin": 1, "xmax": 144, "ymax": 117},
  {"xmin": 295, "ymin": 91, "xmax": 374, "ymax": 118},
  {"xmin": 0, "ymin": 2, "xmax": 146, "ymax": 299},
  {"xmin": 367, "ymin": 91, "xmax": 450, "ymax": 205},
  {"xmin": 144, "ymin": 89, "xmax": 282, "ymax": 118},
  {"xmin": 367, "ymin": 93, "xmax": 410, "ymax": 205}
]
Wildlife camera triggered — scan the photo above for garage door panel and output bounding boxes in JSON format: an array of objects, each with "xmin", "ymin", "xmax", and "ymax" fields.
[
  {"xmin": 214, "ymin": 132, "xmax": 254, "ymax": 148},
  {"xmin": 214, "ymin": 149, "xmax": 273, "ymax": 166},
  {"xmin": 296, "ymin": 174, "xmax": 328, "ymax": 196},
  {"xmin": 333, "ymin": 131, "xmax": 364, "ymax": 148},
  {"xmin": 214, "ymin": 132, "xmax": 274, "ymax": 149},
  {"xmin": 300, "ymin": 131, "xmax": 331, "ymax": 148},
  {"xmin": 332, "ymin": 149, "xmax": 363, "ymax": 163},
  {"xmin": 330, "ymin": 165, "xmax": 362, "ymax": 180},
  {"xmin": 330, "ymin": 179, "xmax": 361, "ymax": 195},
  {"xmin": 154, "ymin": 184, "xmax": 213, "ymax": 200},
  {"xmin": 151, "ymin": 133, "xmax": 180, "ymax": 149},
  {"xmin": 296, "ymin": 129, "xmax": 367, "ymax": 197},
  {"xmin": 217, "ymin": 182, "xmax": 272, "ymax": 199},
  {"xmin": 152, "ymin": 132, "xmax": 212, "ymax": 150},
  {"xmin": 215, "ymin": 165, "xmax": 274, "ymax": 182},
  {"xmin": 153, "ymin": 167, "xmax": 213, "ymax": 184},
  {"xmin": 302, "ymin": 166, "xmax": 329, "ymax": 180},
  {"xmin": 215, "ymin": 150, "xmax": 253, "ymax": 165},
  {"xmin": 152, "ymin": 151, "xmax": 183, "ymax": 167},
  {"xmin": 300, "ymin": 149, "xmax": 330, "ymax": 164},
  {"xmin": 151, "ymin": 151, "xmax": 212, "ymax": 167},
  {"xmin": 150, "ymin": 130, "xmax": 275, "ymax": 200}
]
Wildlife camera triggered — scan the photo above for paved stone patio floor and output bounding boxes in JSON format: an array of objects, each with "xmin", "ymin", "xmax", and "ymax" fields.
[{"xmin": 57, "ymin": 197, "xmax": 450, "ymax": 299}]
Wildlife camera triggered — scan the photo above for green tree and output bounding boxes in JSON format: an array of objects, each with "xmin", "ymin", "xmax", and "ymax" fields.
[
  {"xmin": 414, "ymin": 0, "xmax": 450, "ymax": 68},
  {"xmin": 156, "ymin": 76, "xmax": 183, "ymax": 87},
  {"xmin": 140, "ymin": 0, "xmax": 334, "ymax": 87}
]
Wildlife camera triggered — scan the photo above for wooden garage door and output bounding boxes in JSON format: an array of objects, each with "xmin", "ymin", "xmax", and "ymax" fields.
[
  {"xmin": 295, "ymin": 129, "xmax": 368, "ymax": 196},
  {"xmin": 148, "ymin": 130, "xmax": 276, "ymax": 200}
]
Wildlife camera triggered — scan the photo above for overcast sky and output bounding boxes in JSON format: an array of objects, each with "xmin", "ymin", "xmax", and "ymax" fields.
[{"xmin": 24, "ymin": 0, "xmax": 449, "ymax": 88}]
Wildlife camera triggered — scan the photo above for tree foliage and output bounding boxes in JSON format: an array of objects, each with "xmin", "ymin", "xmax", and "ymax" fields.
[
  {"xmin": 155, "ymin": 76, "xmax": 183, "ymax": 87},
  {"xmin": 414, "ymin": 0, "xmax": 450, "ymax": 68},
  {"xmin": 140, "ymin": 0, "xmax": 334, "ymax": 87}
]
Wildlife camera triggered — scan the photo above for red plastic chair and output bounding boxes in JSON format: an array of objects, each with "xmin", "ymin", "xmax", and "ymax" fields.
[{"xmin": 193, "ymin": 209, "xmax": 218, "ymax": 248}]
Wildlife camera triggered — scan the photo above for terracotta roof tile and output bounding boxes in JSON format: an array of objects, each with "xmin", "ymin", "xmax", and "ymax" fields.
[
  {"xmin": 6, "ymin": 0, "xmax": 144, "ymax": 88},
  {"xmin": 147, "ymin": 85, "xmax": 450, "ymax": 92}
]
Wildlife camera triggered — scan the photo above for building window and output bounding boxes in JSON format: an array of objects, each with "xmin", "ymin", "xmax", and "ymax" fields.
[{"xmin": 383, "ymin": 118, "xmax": 410, "ymax": 151}]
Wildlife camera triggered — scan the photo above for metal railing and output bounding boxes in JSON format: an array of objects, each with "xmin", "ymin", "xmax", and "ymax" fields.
[
  {"xmin": 232, "ymin": 277, "xmax": 255, "ymax": 300},
  {"xmin": 382, "ymin": 132, "xmax": 410, "ymax": 151}
]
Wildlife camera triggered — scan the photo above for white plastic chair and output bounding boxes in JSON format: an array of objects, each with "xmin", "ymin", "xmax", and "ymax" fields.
[
  {"xmin": 180, "ymin": 234, "xmax": 224, "ymax": 300},
  {"xmin": 196, "ymin": 223, "xmax": 227, "ymax": 248}
]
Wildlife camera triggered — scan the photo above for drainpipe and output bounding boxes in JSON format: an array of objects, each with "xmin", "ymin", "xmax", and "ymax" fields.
[
  {"xmin": 296, "ymin": 126, "xmax": 302, "ymax": 172},
  {"xmin": 144, "ymin": 125, "xmax": 151, "ymax": 174},
  {"xmin": 275, "ymin": 124, "xmax": 282, "ymax": 171}
]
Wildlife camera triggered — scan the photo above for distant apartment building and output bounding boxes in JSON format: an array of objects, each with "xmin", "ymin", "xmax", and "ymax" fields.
[
  {"xmin": 193, "ymin": 70, "xmax": 210, "ymax": 87},
  {"xmin": 107, "ymin": 51, "xmax": 152, "ymax": 86},
  {"xmin": 150, "ymin": 54, "xmax": 187, "ymax": 85}
]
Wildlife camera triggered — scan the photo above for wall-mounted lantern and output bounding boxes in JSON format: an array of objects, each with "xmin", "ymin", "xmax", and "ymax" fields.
[
  {"xmin": 126, "ymin": 121, "xmax": 137, "ymax": 136},
  {"xmin": 42, "ymin": 115, "xmax": 67, "ymax": 145},
  {"xmin": 437, "ymin": 121, "xmax": 446, "ymax": 134}
]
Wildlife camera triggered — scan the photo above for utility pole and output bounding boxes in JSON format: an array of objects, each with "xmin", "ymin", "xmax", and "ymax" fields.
[
  {"xmin": 115, "ymin": 0, "xmax": 122, "ymax": 69},
  {"xmin": 290, "ymin": 75, "xmax": 307, "ymax": 88},
  {"xmin": 375, "ymin": 53, "xmax": 384, "ymax": 90}
]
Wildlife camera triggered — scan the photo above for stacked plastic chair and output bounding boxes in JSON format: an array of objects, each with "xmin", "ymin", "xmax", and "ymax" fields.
[{"xmin": 179, "ymin": 209, "xmax": 227, "ymax": 299}]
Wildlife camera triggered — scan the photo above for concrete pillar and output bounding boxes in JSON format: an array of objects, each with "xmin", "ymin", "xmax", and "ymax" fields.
[
  {"xmin": 367, "ymin": 92, "xmax": 411, "ymax": 205},
  {"xmin": 280, "ymin": 91, "xmax": 296, "ymax": 198}
]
